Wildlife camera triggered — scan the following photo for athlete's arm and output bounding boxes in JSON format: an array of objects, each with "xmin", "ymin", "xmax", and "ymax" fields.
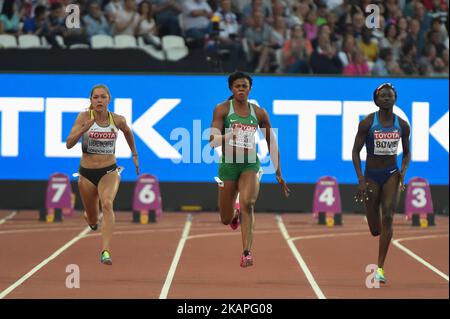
[
  {"xmin": 352, "ymin": 116, "xmax": 371, "ymax": 202},
  {"xmin": 113, "ymin": 113, "xmax": 140, "ymax": 175},
  {"xmin": 259, "ymin": 108, "xmax": 290, "ymax": 197},
  {"xmin": 66, "ymin": 112, "xmax": 94, "ymax": 149},
  {"xmin": 352, "ymin": 116, "xmax": 371, "ymax": 181},
  {"xmin": 209, "ymin": 104, "xmax": 228, "ymax": 148},
  {"xmin": 399, "ymin": 118, "xmax": 411, "ymax": 191}
]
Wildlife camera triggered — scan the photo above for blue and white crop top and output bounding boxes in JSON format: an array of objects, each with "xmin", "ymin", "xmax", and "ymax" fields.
[{"xmin": 365, "ymin": 112, "xmax": 402, "ymax": 156}]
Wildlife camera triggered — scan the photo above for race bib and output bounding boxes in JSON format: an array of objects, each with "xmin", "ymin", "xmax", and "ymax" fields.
[
  {"xmin": 373, "ymin": 130, "xmax": 400, "ymax": 155},
  {"xmin": 86, "ymin": 130, "xmax": 117, "ymax": 154},
  {"xmin": 228, "ymin": 123, "xmax": 257, "ymax": 149}
]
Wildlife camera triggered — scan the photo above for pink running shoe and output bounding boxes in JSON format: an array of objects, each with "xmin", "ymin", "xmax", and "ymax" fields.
[
  {"xmin": 240, "ymin": 252, "xmax": 253, "ymax": 268},
  {"xmin": 230, "ymin": 205, "xmax": 240, "ymax": 230}
]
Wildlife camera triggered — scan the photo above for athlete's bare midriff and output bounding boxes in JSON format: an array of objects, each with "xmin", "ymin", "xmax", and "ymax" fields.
[
  {"xmin": 80, "ymin": 153, "xmax": 116, "ymax": 169},
  {"xmin": 365, "ymin": 154, "xmax": 397, "ymax": 170}
]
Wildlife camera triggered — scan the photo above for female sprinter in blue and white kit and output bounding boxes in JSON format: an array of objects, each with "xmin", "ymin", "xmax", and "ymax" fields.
[
  {"xmin": 66, "ymin": 84, "xmax": 139, "ymax": 265},
  {"xmin": 352, "ymin": 83, "xmax": 411, "ymax": 283}
]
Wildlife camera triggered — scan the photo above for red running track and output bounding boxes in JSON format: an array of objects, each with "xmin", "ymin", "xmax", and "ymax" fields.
[{"xmin": 0, "ymin": 210, "xmax": 447, "ymax": 299}]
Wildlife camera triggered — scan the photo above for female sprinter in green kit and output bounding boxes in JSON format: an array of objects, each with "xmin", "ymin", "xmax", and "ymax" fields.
[{"xmin": 209, "ymin": 71, "xmax": 290, "ymax": 268}]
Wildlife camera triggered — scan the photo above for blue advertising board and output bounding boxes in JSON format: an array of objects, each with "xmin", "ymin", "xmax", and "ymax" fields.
[{"xmin": 0, "ymin": 74, "xmax": 448, "ymax": 184}]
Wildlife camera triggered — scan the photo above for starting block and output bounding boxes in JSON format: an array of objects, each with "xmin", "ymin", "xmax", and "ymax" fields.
[
  {"xmin": 40, "ymin": 173, "xmax": 74, "ymax": 223},
  {"xmin": 132, "ymin": 174, "xmax": 162, "ymax": 224},
  {"xmin": 313, "ymin": 176, "xmax": 342, "ymax": 226},
  {"xmin": 405, "ymin": 177, "xmax": 435, "ymax": 227}
]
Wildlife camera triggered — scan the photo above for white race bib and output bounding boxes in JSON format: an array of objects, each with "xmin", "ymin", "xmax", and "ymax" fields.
[
  {"xmin": 373, "ymin": 130, "xmax": 400, "ymax": 155},
  {"xmin": 228, "ymin": 123, "xmax": 257, "ymax": 149}
]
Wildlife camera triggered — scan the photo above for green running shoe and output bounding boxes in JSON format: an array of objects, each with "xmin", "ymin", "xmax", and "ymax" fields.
[
  {"xmin": 101, "ymin": 250, "xmax": 112, "ymax": 265},
  {"xmin": 375, "ymin": 267, "xmax": 386, "ymax": 283}
]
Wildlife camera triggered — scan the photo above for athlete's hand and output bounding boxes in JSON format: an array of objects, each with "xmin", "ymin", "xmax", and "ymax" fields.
[
  {"xmin": 354, "ymin": 178, "xmax": 372, "ymax": 203},
  {"xmin": 133, "ymin": 153, "xmax": 140, "ymax": 175},
  {"xmin": 224, "ymin": 127, "xmax": 239, "ymax": 144},
  {"xmin": 399, "ymin": 172, "xmax": 406, "ymax": 192},
  {"xmin": 81, "ymin": 118, "xmax": 95, "ymax": 133},
  {"xmin": 276, "ymin": 175, "xmax": 291, "ymax": 197}
]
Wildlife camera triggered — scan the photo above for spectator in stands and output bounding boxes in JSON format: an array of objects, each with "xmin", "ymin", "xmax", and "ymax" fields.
[
  {"xmin": 396, "ymin": 15, "xmax": 409, "ymax": 41},
  {"xmin": 151, "ymin": 0, "xmax": 182, "ymax": 36},
  {"xmin": 343, "ymin": 47, "xmax": 370, "ymax": 75},
  {"xmin": 358, "ymin": 27, "xmax": 378, "ymax": 62},
  {"xmin": 83, "ymin": 0, "xmax": 112, "ymax": 38},
  {"xmin": 136, "ymin": 0, "xmax": 160, "ymax": 48},
  {"xmin": 379, "ymin": 23, "xmax": 402, "ymax": 60},
  {"xmin": 418, "ymin": 43, "xmax": 437, "ymax": 71},
  {"xmin": 338, "ymin": 33, "xmax": 356, "ymax": 67},
  {"xmin": 431, "ymin": 56, "xmax": 448, "ymax": 76},
  {"xmin": 0, "ymin": 0, "xmax": 22, "ymax": 35},
  {"xmin": 430, "ymin": 17, "xmax": 449, "ymax": 44},
  {"xmin": 282, "ymin": 22, "xmax": 311, "ymax": 73},
  {"xmin": 414, "ymin": 1, "xmax": 431, "ymax": 40},
  {"xmin": 404, "ymin": 8, "xmax": 424, "ymax": 55},
  {"xmin": 104, "ymin": 0, "xmax": 124, "ymax": 25},
  {"xmin": 428, "ymin": 0, "xmax": 448, "ymax": 24},
  {"xmin": 269, "ymin": 0, "xmax": 289, "ymax": 26},
  {"xmin": 312, "ymin": 23, "xmax": 337, "ymax": 50},
  {"xmin": 47, "ymin": 1, "xmax": 89, "ymax": 47},
  {"xmin": 372, "ymin": 47, "xmax": 394, "ymax": 76},
  {"xmin": 427, "ymin": 29, "xmax": 447, "ymax": 56},
  {"xmin": 182, "ymin": 0, "xmax": 213, "ymax": 47},
  {"xmin": 242, "ymin": 0, "xmax": 271, "ymax": 27},
  {"xmin": 270, "ymin": 15, "xmax": 288, "ymax": 72},
  {"xmin": 399, "ymin": 39, "xmax": 419, "ymax": 75},
  {"xmin": 372, "ymin": 15, "xmax": 385, "ymax": 43},
  {"xmin": 351, "ymin": 11, "xmax": 364, "ymax": 39},
  {"xmin": 244, "ymin": 9, "xmax": 273, "ymax": 72},
  {"xmin": 212, "ymin": 0, "xmax": 243, "ymax": 71},
  {"xmin": 290, "ymin": 1, "xmax": 309, "ymax": 27},
  {"xmin": 309, "ymin": 30, "xmax": 342, "ymax": 74},
  {"xmin": 23, "ymin": 4, "xmax": 49, "ymax": 37},
  {"xmin": 303, "ymin": 8, "xmax": 318, "ymax": 41},
  {"xmin": 114, "ymin": 0, "xmax": 140, "ymax": 35}
]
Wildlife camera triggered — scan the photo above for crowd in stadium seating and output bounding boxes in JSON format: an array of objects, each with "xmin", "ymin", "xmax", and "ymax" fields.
[{"xmin": 0, "ymin": 0, "xmax": 448, "ymax": 76}]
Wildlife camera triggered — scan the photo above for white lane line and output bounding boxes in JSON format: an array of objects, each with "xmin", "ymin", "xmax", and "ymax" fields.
[
  {"xmin": 290, "ymin": 232, "xmax": 367, "ymax": 241},
  {"xmin": 0, "ymin": 211, "xmax": 17, "ymax": 225},
  {"xmin": 393, "ymin": 234, "xmax": 449, "ymax": 282},
  {"xmin": 0, "ymin": 226, "xmax": 91, "ymax": 299},
  {"xmin": 276, "ymin": 215, "xmax": 326, "ymax": 299},
  {"xmin": 159, "ymin": 214, "xmax": 193, "ymax": 299}
]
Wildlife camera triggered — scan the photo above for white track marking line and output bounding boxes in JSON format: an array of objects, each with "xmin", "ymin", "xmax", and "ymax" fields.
[
  {"xmin": 0, "ymin": 211, "xmax": 17, "ymax": 225},
  {"xmin": 0, "ymin": 226, "xmax": 91, "ymax": 299},
  {"xmin": 276, "ymin": 215, "xmax": 326, "ymax": 299},
  {"xmin": 393, "ymin": 234, "xmax": 449, "ymax": 282},
  {"xmin": 159, "ymin": 214, "xmax": 193, "ymax": 299},
  {"xmin": 290, "ymin": 231, "xmax": 367, "ymax": 241}
]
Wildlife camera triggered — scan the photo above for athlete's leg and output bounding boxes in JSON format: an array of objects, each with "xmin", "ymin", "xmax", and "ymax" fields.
[
  {"xmin": 364, "ymin": 179, "xmax": 382, "ymax": 236},
  {"xmin": 218, "ymin": 181, "xmax": 239, "ymax": 225},
  {"xmin": 78, "ymin": 176, "xmax": 100, "ymax": 226},
  {"xmin": 238, "ymin": 170, "xmax": 260, "ymax": 253},
  {"xmin": 97, "ymin": 171, "xmax": 120, "ymax": 253},
  {"xmin": 378, "ymin": 172, "xmax": 400, "ymax": 268}
]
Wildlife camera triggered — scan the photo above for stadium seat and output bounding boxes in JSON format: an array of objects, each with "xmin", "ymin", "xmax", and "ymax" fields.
[
  {"xmin": 137, "ymin": 36, "xmax": 165, "ymax": 60},
  {"xmin": 0, "ymin": 34, "xmax": 17, "ymax": 48},
  {"xmin": 91, "ymin": 34, "xmax": 114, "ymax": 48},
  {"xmin": 69, "ymin": 43, "xmax": 90, "ymax": 49},
  {"xmin": 161, "ymin": 35, "xmax": 189, "ymax": 61},
  {"xmin": 56, "ymin": 35, "xmax": 66, "ymax": 48},
  {"xmin": 40, "ymin": 36, "xmax": 51, "ymax": 48},
  {"xmin": 18, "ymin": 35, "xmax": 42, "ymax": 48},
  {"xmin": 114, "ymin": 34, "xmax": 137, "ymax": 48}
]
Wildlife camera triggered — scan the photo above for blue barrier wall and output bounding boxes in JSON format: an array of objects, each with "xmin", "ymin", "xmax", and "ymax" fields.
[{"xmin": 0, "ymin": 74, "xmax": 448, "ymax": 185}]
